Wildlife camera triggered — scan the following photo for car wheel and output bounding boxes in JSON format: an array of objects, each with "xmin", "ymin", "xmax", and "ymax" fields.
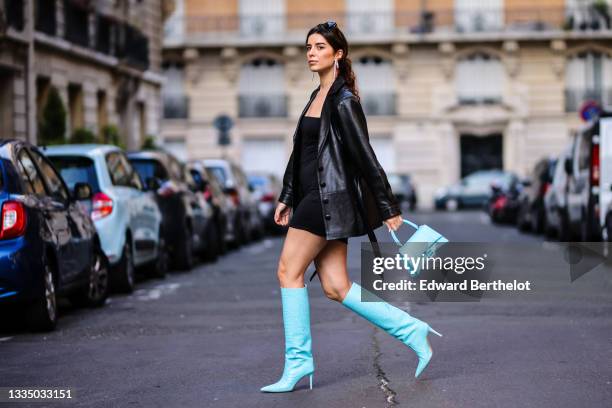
[
  {"xmin": 174, "ymin": 227, "xmax": 194, "ymax": 271},
  {"xmin": 445, "ymin": 198, "xmax": 458, "ymax": 211},
  {"xmin": 70, "ymin": 244, "xmax": 109, "ymax": 308},
  {"xmin": 203, "ymin": 222, "xmax": 219, "ymax": 262},
  {"xmin": 27, "ymin": 263, "xmax": 58, "ymax": 332},
  {"xmin": 113, "ymin": 238, "xmax": 135, "ymax": 294},
  {"xmin": 149, "ymin": 234, "xmax": 169, "ymax": 279}
]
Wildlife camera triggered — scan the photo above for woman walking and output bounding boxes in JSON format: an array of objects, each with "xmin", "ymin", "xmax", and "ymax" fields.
[{"xmin": 260, "ymin": 21, "xmax": 442, "ymax": 393}]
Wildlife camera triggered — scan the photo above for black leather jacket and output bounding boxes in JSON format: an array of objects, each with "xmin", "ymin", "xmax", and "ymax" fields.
[{"xmin": 278, "ymin": 75, "xmax": 401, "ymax": 240}]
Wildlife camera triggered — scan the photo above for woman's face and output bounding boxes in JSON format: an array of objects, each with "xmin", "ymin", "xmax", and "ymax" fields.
[{"xmin": 306, "ymin": 33, "xmax": 342, "ymax": 73}]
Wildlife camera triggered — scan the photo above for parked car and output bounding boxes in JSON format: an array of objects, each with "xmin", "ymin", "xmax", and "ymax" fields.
[
  {"xmin": 516, "ymin": 157, "xmax": 557, "ymax": 234},
  {"xmin": 564, "ymin": 112, "xmax": 611, "ymax": 241},
  {"xmin": 596, "ymin": 114, "xmax": 612, "ymax": 243},
  {"xmin": 487, "ymin": 173, "xmax": 522, "ymax": 224},
  {"xmin": 247, "ymin": 171, "xmax": 283, "ymax": 233},
  {"xmin": 544, "ymin": 143, "xmax": 574, "ymax": 240},
  {"xmin": 128, "ymin": 150, "xmax": 213, "ymax": 270},
  {"xmin": 387, "ymin": 173, "xmax": 417, "ymax": 211},
  {"xmin": 434, "ymin": 169, "xmax": 516, "ymax": 210},
  {"xmin": 0, "ymin": 140, "xmax": 109, "ymax": 331},
  {"xmin": 203, "ymin": 159, "xmax": 264, "ymax": 246},
  {"xmin": 44, "ymin": 145, "xmax": 167, "ymax": 293},
  {"xmin": 187, "ymin": 161, "xmax": 229, "ymax": 260}
]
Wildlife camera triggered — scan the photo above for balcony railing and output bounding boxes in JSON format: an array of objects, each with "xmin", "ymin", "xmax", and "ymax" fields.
[
  {"xmin": 4, "ymin": 0, "xmax": 24, "ymax": 31},
  {"xmin": 64, "ymin": 0, "xmax": 90, "ymax": 47},
  {"xmin": 176, "ymin": 4, "xmax": 612, "ymax": 40},
  {"xmin": 238, "ymin": 94, "xmax": 288, "ymax": 118},
  {"xmin": 163, "ymin": 95, "xmax": 190, "ymax": 119},
  {"xmin": 565, "ymin": 88, "xmax": 612, "ymax": 112},
  {"xmin": 360, "ymin": 93, "xmax": 396, "ymax": 116},
  {"xmin": 35, "ymin": 0, "xmax": 56, "ymax": 35},
  {"xmin": 458, "ymin": 95, "xmax": 503, "ymax": 105}
]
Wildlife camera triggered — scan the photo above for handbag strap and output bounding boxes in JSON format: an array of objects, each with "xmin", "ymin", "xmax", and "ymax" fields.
[{"xmin": 309, "ymin": 177, "xmax": 382, "ymax": 282}]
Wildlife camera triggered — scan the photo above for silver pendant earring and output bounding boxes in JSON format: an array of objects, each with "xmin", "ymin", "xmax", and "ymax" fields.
[{"xmin": 312, "ymin": 72, "xmax": 314, "ymax": 81}]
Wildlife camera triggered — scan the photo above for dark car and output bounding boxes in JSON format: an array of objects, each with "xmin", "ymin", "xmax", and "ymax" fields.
[
  {"xmin": 247, "ymin": 172, "xmax": 283, "ymax": 234},
  {"xmin": 127, "ymin": 150, "xmax": 211, "ymax": 270},
  {"xmin": 0, "ymin": 140, "xmax": 109, "ymax": 331},
  {"xmin": 516, "ymin": 157, "xmax": 557, "ymax": 233},
  {"xmin": 387, "ymin": 173, "xmax": 417, "ymax": 211},
  {"xmin": 487, "ymin": 173, "xmax": 522, "ymax": 224},
  {"xmin": 187, "ymin": 161, "xmax": 229, "ymax": 260},
  {"xmin": 434, "ymin": 169, "xmax": 516, "ymax": 210}
]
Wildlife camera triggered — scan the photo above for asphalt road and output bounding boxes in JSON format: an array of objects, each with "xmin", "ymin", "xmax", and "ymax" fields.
[{"xmin": 1, "ymin": 210, "xmax": 611, "ymax": 408}]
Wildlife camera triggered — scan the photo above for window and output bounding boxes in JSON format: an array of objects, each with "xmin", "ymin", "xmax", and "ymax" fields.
[
  {"xmin": 48, "ymin": 155, "xmax": 101, "ymax": 193},
  {"xmin": 346, "ymin": 0, "xmax": 394, "ymax": 34},
  {"xmin": 456, "ymin": 53, "xmax": 504, "ymax": 104},
  {"xmin": 130, "ymin": 159, "xmax": 169, "ymax": 183},
  {"xmin": 354, "ymin": 56, "xmax": 396, "ymax": 115},
  {"xmin": 238, "ymin": 59, "xmax": 287, "ymax": 117},
  {"xmin": 29, "ymin": 149, "xmax": 69, "ymax": 200},
  {"xmin": 238, "ymin": 0, "xmax": 285, "ymax": 37},
  {"xmin": 17, "ymin": 150, "xmax": 45, "ymax": 195},
  {"xmin": 455, "ymin": 0, "xmax": 504, "ymax": 32},
  {"xmin": 565, "ymin": 51, "xmax": 612, "ymax": 111},
  {"xmin": 106, "ymin": 152, "xmax": 134, "ymax": 187}
]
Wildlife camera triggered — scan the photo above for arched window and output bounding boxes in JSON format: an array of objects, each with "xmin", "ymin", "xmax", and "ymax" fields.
[
  {"xmin": 238, "ymin": 58, "xmax": 287, "ymax": 117},
  {"xmin": 455, "ymin": 52, "xmax": 504, "ymax": 104},
  {"xmin": 353, "ymin": 55, "xmax": 396, "ymax": 115}
]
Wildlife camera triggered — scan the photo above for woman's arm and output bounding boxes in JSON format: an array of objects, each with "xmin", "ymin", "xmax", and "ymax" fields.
[
  {"xmin": 278, "ymin": 150, "xmax": 294, "ymax": 206},
  {"xmin": 336, "ymin": 96, "xmax": 401, "ymax": 220}
]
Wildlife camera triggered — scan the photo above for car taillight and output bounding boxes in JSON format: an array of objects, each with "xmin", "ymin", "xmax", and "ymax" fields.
[
  {"xmin": 157, "ymin": 181, "xmax": 178, "ymax": 198},
  {"xmin": 540, "ymin": 182, "xmax": 551, "ymax": 196},
  {"xmin": 229, "ymin": 190, "xmax": 240, "ymax": 206},
  {"xmin": 493, "ymin": 196, "xmax": 507, "ymax": 210},
  {"xmin": 0, "ymin": 201, "xmax": 27, "ymax": 240},
  {"xmin": 261, "ymin": 192, "xmax": 275, "ymax": 203},
  {"xmin": 91, "ymin": 192, "xmax": 113, "ymax": 220},
  {"xmin": 591, "ymin": 142, "xmax": 600, "ymax": 186},
  {"xmin": 203, "ymin": 186, "xmax": 212, "ymax": 201}
]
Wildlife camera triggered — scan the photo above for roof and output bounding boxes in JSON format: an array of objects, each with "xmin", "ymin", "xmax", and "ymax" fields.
[{"xmin": 42, "ymin": 144, "xmax": 122, "ymax": 157}]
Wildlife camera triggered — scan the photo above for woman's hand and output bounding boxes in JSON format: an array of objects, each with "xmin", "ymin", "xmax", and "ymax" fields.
[
  {"xmin": 384, "ymin": 214, "xmax": 403, "ymax": 232},
  {"xmin": 274, "ymin": 202, "xmax": 292, "ymax": 227}
]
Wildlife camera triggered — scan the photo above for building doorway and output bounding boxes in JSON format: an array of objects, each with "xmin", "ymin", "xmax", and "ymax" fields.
[{"xmin": 459, "ymin": 134, "xmax": 503, "ymax": 178}]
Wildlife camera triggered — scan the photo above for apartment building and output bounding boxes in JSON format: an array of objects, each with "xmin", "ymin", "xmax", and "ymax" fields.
[
  {"xmin": 161, "ymin": 0, "xmax": 612, "ymax": 209},
  {"xmin": 0, "ymin": 0, "xmax": 172, "ymax": 149}
]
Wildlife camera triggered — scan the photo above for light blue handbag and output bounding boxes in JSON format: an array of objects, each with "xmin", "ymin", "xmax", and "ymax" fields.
[{"xmin": 389, "ymin": 218, "xmax": 449, "ymax": 277}]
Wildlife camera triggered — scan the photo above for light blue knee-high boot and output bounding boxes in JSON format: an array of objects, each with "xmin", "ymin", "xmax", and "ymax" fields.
[
  {"xmin": 260, "ymin": 286, "xmax": 314, "ymax": 392},
  {"xmin": 341, "ymin": 282, "xmax": 442, "ymax": 378}
]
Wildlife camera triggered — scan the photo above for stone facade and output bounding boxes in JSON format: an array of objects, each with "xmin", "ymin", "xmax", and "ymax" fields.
[{"xmin": 161, "ymin": 0, "xmax": 612, "ymax": 209}]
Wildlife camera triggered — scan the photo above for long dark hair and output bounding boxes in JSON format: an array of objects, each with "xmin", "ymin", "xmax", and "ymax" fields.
[{"xmin": 305, "ymin": 23, "xmax": 359, "ymax": 101}]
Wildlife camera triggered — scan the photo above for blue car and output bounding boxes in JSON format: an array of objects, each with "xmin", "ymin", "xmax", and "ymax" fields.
[
  {"xmin": 44, "ymin": 145, "xmax": 167, "ymax": 293},
  {"xmin": 0, "ymin": 140, "xmax": 109, "ymax": 331}
]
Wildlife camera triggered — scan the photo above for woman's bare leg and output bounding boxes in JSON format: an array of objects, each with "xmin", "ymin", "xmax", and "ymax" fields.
[
  {"xmin": 314, "ymin": 240, "xmax": 351, "ymax": 302},
  {"xmin": 277, "ymin": 227, "xmax": 328, "ymax": 288}
]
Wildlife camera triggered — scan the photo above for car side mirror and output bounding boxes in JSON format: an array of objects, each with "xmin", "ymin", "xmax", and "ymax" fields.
[
  {"xmin": 564, "ymin": 157, "xmax": 572, "ymax": 175},
  {"xmin": 146, "ymin": 177, "xmax": 162, "ymax": 191},
  {"xmin": 521, "ymin": 178, "xmax": 532, "ymax": 187},
  {"xmin": 73, "ymin": 182, "xmax": 92, "ymax": 200}
]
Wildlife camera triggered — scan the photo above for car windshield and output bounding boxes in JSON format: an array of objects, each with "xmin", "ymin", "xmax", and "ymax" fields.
[
  {"xmin": 207, "ymin": 166, "xmax": 228, "ymax": 186},
  {"xmin": 47, "ymin": 156, "xmax": 101, "ymax": 193},
  {"xmin": 0, "ymin": 161, "xmax": 3, "ymax": 192},
  {"xmin": 247, "ymin": 175, "xmax": 267, "ymax": 188},
  {"xmin": 130, "ymin": 159, "xmax": 168, "ymax": 182}
]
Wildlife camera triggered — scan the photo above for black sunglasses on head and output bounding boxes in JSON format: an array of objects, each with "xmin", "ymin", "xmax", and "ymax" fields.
[{"xmin": 322, "ymin": 20, "xmax": 337, "ymax": 30}]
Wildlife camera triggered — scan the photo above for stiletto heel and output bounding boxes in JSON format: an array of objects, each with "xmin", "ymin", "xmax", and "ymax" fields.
[
  {"xmin": 341, "ymin": 282, "xmax": 443, "ymax": 379},
  {"xmin": 260, "ymin": 287, "xmax": 315, "ymax": 393},
  {"xmin": 429, "ymin": 326, "xmax": 443, "ymax": 337}
]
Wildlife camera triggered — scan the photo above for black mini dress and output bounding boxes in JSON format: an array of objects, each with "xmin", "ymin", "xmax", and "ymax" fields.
[{"xmin": 288, "ymin": 115, "xmax": 348, "ymax": 245}]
